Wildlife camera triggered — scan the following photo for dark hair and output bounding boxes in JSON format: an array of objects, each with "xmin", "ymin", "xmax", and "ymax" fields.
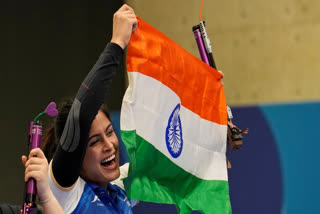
[{"xmin": 41, "ymin": 97, "xmax": 111, "ymax": 161}]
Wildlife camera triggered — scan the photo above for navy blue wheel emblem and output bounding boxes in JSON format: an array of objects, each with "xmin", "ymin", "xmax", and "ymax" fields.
[{"xmin": 166, "ymin": 104, "xmax": 183, "ymax": 158}]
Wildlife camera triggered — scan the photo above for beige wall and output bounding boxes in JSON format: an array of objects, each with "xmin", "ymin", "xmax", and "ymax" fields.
[{"xmin": 126, "ymin": 0, "xmax": 319, "ymax": 105}]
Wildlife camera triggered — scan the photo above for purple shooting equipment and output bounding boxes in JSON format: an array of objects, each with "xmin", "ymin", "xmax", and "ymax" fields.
[
  {"xmin": 193, "ymin": 27, "xmax": 209, "ymax": 65},
  {"xmin": 21, "ymin": 102, "xmax": 58, "ymax": 214},
  {"xmin": 193, "ymin": 21, "xmax": 217, "ymax": 69},
  {"xmin": 192, "ymin": 21, "xmax": 248, "ymax": 149}
]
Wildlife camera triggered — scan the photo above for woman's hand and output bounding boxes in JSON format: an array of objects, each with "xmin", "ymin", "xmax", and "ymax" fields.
[
  {"xmin": 111, "ymin": 4, "xmax": 138, "ymax": 50},
  {"xmin": 217, "ymin": 70, "xmax": 224, "ymax": 86},
  {"xmin": 22, "ymin": 148, "xmax": 51, "ymax": 202}
]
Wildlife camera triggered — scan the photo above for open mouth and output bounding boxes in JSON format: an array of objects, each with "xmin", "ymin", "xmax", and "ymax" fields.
[{"xmin": 101, "ymin": 154, "xmax": 116, "ymax": 167}]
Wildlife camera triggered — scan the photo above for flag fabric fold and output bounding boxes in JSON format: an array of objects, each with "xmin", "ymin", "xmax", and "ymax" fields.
[{"xmin": 120, "ymin": 17, "xmax": 231, "ymax": 214}]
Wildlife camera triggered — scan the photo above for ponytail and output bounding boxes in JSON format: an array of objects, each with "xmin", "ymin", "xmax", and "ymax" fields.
[{"xmin": 41, "ymin": 125, "xmax": 57, "ymax": 161}]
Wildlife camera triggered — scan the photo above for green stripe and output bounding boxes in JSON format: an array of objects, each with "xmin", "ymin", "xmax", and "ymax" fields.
[{"xmin": 121, "ymin": 130, "xmax": 232, "ymax": 214}]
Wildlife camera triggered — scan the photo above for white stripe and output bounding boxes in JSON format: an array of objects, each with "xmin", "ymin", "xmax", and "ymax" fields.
[{"xmin": 121, "ymin": 72, "xmax": 228, "ymax": 181}]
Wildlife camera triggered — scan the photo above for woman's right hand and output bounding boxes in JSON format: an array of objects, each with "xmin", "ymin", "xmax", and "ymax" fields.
[{"xmin": 111, "ymin": 4, "xmax": 138, "ymax": 50}]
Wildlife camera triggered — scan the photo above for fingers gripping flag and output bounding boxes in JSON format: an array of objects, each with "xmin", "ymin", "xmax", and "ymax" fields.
[{"xmin": 120, "ymin": 17, "xmax": 231, "ymax": 214}]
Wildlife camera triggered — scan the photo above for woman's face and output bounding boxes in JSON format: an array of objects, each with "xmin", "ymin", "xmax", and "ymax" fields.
[{"xmin": 80, "ymin": 110, "xmax": 120, "ymax": 187}]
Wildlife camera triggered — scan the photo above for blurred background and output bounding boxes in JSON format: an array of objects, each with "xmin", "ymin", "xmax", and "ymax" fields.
[{"xmin": 0, "ymin": 0, "xmax": 319, "ymax": 213}]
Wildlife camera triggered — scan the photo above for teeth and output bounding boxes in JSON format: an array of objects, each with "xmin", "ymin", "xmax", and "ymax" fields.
[{"xmin": 101, "ymin": 154, "xmax": 115, "ymax": 163}]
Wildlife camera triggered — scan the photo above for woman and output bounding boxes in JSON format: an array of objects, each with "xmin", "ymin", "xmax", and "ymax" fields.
[{"xmin": 43, "ymin": 4, "xmax": 137, "ymax": 213}]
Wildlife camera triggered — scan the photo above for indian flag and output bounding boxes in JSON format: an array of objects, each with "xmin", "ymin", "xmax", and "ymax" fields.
[{"xmin": 120, "ymin": 17, "xmax": 231, "ymax": 214}]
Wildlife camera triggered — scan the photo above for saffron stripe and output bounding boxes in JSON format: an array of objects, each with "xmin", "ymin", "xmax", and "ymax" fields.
[{"xmin": 127, "ymin": 17, "xmax": 227, "ymax": 125}]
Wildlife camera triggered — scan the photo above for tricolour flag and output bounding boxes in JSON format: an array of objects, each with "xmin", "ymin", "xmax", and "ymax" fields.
[{"xmin": 120, "ymin": 17, "xmax": 231, "ymax": 214}]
